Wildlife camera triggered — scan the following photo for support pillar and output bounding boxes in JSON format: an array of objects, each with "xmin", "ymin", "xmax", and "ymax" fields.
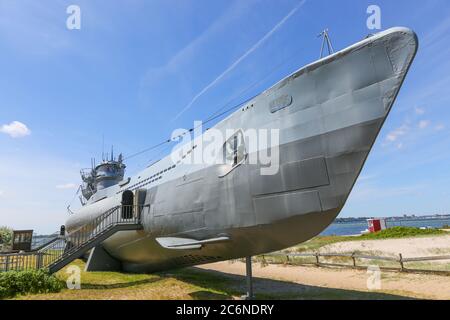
[
  {"xmin": 85, "ymin": 246, "xmax": 122, "ymax": 272},
  {"xmin": 243, "ymin": 256, "xmax": 254, "ymax": 300}
]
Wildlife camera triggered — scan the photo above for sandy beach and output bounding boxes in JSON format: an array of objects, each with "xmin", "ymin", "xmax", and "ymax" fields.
[
  {"xmin": 197, "ymin": 235, "xmax": 450, "ymax": 299},
  {"xmin": 318, "ymin": 234, "xmax": 450, "ymax": 258},
  {"xmin": 199, "ymin": 261, "xmax": 450, "ymax": 300}
]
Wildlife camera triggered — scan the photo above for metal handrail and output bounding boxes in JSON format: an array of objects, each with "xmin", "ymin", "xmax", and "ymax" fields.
[
  {"xmin": 0, "ymin": 205, "xmax": 144, "ymax": 272},
  {"xmin": 41, "ymin": 205, "xmax": 143, "ymax": 267}
]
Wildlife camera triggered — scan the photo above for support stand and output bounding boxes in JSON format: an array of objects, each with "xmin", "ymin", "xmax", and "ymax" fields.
[
  {"xmin": 85, "ymin": 245, "xmax": 122, "ymax": 272},
  {"xmin": 242, "ymin": 256, "xmax": 254, "ymax": 300}
]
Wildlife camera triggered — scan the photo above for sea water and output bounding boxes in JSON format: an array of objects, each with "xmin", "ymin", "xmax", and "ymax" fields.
[{"xmin": 321, "ymin": 218, "xmax": 450, "ymax": 236}]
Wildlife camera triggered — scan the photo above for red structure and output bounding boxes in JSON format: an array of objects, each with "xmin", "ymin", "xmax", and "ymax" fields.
[{"xmin": 367, "ymin": 219, "xmax": 387, "ymax": 233}]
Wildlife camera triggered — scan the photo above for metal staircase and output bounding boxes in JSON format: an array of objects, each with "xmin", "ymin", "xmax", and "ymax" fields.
[{"xmin": 0, "ymin": 205, "xmax": 143, "ymax": 273}]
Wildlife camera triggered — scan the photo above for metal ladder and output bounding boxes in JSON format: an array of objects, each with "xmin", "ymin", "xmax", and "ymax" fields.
[{"xmin": 0, "ymin": 205, "xmax": 143, "ymax": 273}]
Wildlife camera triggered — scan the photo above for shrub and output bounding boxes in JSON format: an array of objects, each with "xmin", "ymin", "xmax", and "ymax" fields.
[
  {"xmin": 0, "ymin": 227, "xmax": 13, "ymax": 247},
  {"xmin": 0, "ymin": 269, "xmax": 63, "ymax": 299},
  {"xmin": 360, "ymin": 226, "xmax": 444, "ymax": 239}
]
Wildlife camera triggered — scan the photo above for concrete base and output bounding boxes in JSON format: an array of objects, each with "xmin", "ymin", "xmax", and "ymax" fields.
[{"xmin": 85, "ymin": 246, "xmax": 122, "ymax": 272}]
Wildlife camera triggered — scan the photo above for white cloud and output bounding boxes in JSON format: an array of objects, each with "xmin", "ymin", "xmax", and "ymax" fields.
[
  {"xmin": 358, "ymin": 174, "xmax": 377, "ymax": 182},
  {"xmin": 418, "ymin": 120, "xmax": 431, "ymax": 129},
  {"xmin": 386, "ymin": 124, "xmax": 409, "ymax": 142},
  {"xmin": 422, "ymin": 14, "xmax": 450, "ymax": 48},
  {"xmin": 173, "ymin": 0, "xmax": 307, "ymax": 120},
  {"xmin": 0, "ymin": 153, "xmax": 81, "ymax": 233},
  {"xmin": 0, "ymin": 121, "xmax": 31, "ymax": 138},
  {"xmin": 384, "ymin": 116, "xmax": 445, "ymax": 151},
  {"xmin": 0, "ymin": 190, "xmax": 4, "ymax": 197},
  {"xmin": 415, "ymin": 107, "xmax": 425, "ymax": 115},
  {"xmin": 351, "ymin": 183, "xmax": 424, "ymax": 202},
  {"xmin": 56, "ymin": 183, "xmax": 77, "ymax": 190},
  {"xmin": 141, "ymin": 1, "xmax": 260, "ymax": 89},
  {"xmin": 0, "ymin": 2, "xmax": 71, "ymax": 54}
]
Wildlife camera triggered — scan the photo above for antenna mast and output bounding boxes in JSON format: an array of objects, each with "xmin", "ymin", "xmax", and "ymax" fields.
[
  {"xmin": 318, "ymin": 29, "xmax": 334, "ymax": 59},
  {"xmin": 102, "ymin": 134, "xmax": 105, "ymax": 162}
]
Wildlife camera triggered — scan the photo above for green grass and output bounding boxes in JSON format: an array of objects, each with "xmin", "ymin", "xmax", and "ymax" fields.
[
  {"xmin": 293, "ymin": 235, "xmax": 357, "ymax": 253},
  {"xmin": 6, "ymin": 227, "xmax": 448, "ymax": 300},
  {"xmin": 14, "ymin": 260, "xmax": 239, "ymax": 300},
  {"xmin": 359, "ymin": 227, "xmax": 445, "ymax": 239},
  {"xmin": 291, "ymin": 227, "xmax": 447, "ymax": 253},
  {"xmin": 12, "ymin": 259, "xmax": 417, "ymax": 300}
]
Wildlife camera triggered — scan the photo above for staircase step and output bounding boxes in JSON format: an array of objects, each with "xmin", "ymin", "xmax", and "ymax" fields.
[{"xmin": 1, "ymin": 206, "xmax": 142, "ymax": 273}]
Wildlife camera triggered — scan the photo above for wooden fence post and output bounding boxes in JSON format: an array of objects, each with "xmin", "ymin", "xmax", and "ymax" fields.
[
  {"xmin": 5, "ymin": 255, "xmax": 9, "ymax": 272},
  {"xmin": 351, "ymin": 252, "xmax": 357, "ymax": 268},
  {"xmin": 259, "ymin": 252, "xmax": 450, "ymax": 275},
  {"xmin": 399, "ymin": 253, "xmax": 404, "ymax": 271},
  {"xmin": 36, "ymin": 252, "xmax": 42, "ymax": 269},
  {"xmin": 262, "ymin": 255, "xmax": 267, "ymax": 267}
]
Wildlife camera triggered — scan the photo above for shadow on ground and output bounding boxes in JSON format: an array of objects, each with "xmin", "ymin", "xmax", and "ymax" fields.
[
  {"xmin": 168, "ymin": 267, "xmax": 415, "ymax": 300},
  {"xmin": 82, "ymin": 277, "xmax": 163, "ymax": 290}
]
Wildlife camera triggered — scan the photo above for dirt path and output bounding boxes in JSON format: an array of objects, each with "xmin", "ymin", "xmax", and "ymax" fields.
[{"xmin": 198, "ymin": 261, "xmax": 450, "ymax": 300}]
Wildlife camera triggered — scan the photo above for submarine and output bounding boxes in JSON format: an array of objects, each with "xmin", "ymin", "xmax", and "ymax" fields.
[{"xmin": 65, "ymin": 27, "xmax": 418, "ymax": 272}]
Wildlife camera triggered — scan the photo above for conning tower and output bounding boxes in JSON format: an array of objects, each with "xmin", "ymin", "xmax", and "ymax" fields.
[{"xmin": 80, "ymin": 151, "xmax": 125, "ymax": 201}]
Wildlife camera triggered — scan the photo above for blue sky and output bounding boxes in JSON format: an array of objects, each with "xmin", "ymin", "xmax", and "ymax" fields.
[{"xmin": 0, "ymin": 0, "xmax": 449, "ymax": 233}]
